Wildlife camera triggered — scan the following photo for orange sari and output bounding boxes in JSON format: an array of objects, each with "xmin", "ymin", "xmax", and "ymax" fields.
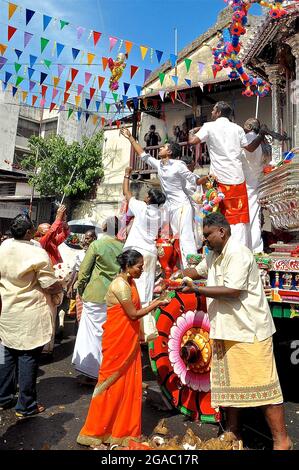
[{"xmin": 77, "ymin": 280, "xmax": 142, "ymax": 447}]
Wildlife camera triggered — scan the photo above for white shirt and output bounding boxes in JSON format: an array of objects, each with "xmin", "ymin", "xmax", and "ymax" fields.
[
  {"xmin": 195, "ymin": 237, "xmax": 275, "ymax": 343},
  {"xmin": 242, "ymin": 131, "xmax": 263, "ymax": 189},
  {"xmin": 123, "ymin": 197, "xmax": 162, "ymax": 254},
  {"xmin": 141, "ymin": 152, "xmax": 197, "ymax": 207},
  {"xmin": 195, "ymin": 117, "xmax": 248, "ymax": 185}
]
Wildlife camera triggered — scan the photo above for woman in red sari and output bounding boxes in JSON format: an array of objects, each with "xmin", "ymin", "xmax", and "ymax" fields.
[{"xmin": 77, "ymin": 249, "xmax": 169, "ymax": 448}]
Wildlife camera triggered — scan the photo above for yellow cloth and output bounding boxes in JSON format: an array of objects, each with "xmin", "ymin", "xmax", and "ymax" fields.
[
  {"xmin": 0, "ymin": 239, "xmax": 57, "ymax": 350},
  {"xmin": 105, "ymin": 276, "xmax": 132, "ymax": 307},
  {"xmin": 211, "ymin": 336, "xmax": 283, "ymax": 408}
]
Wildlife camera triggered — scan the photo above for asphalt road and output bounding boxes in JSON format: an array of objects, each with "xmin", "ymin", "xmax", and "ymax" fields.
[{"xmin": 0, "ymin": 316, "xmax": 298, "ymax": 450}]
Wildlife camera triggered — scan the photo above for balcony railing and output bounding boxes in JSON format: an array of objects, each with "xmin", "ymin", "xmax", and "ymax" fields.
[{"xmin": 130, "ymin": 142, "xmax": 210, "ymax": 173}]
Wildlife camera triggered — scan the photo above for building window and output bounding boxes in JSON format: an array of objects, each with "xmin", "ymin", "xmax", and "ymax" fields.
[
  {"xmin": 43, "ymin": 120, "xmax": 58, "ymax": 138},
  {"xmin": 0, "ymin": 183, "xmax": 16, "ymax": 196},
  {"xmin": 17, "ymin": 118, "xmax": 40, "ymax": 139}
]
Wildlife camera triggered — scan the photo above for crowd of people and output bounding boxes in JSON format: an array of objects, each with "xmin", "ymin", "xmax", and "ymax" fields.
[{"xmin": 0, "ymin": 101, "xmax": 293, "ymax": 450}]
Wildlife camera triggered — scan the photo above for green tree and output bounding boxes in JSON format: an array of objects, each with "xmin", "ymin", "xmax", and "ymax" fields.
[{"xmin": 21, "ymin": 131, "xmax": 104, "ymax": 198}]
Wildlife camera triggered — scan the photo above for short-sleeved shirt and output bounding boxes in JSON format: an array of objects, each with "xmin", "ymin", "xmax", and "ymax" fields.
[
  {"xmin": 141, "ymin": 152, "xmax": 197, "ymax": 207},
  {"xmin": 242, "ymin": 131, "xmax": 263, "ymax": 189},
  {"xmin": 0, "ymin": 239, "xmax": 57, "ymax": 350},
  {"xmin": 195, "ymin": 237, "xmax": 275, "ymax": 343},
  {"xmin": 123, "ymin": 197, "xmax": 162, "ymax": 254},
  {"xmin": 195, "ymin": 117, "xmax": 248, "ymax": 185}
]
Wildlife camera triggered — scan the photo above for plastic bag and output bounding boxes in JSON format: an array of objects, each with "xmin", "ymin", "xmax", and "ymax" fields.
[{"xmin": 140, "ymin": 312, "xmax": 158, "ymax": 342}]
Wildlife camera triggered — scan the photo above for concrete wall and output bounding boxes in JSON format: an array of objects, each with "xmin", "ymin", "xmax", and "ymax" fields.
[{"xmin": 0, "ymin": 91, "xmax": 19, "ymax": 171}]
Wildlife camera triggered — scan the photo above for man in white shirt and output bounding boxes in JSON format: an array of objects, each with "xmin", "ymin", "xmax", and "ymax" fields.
[
  {"xmin": 178, "ymin": 212, "xmax": 291, "ymax": 450},
  {"xmin": 189, "ymin": 101, "xmax": 266, "ymax": 248},
  {"xmin": 120, "ymin": 128, "xmax": 207, "ymax": 267}
]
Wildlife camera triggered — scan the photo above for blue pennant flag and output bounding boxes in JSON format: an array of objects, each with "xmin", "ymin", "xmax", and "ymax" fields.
[
  {"xmin": 29, "ymin": 55, "xmax": 37, "ymax": 68},
  {"xmin": 169, "ymin": 54, "xmax": 177, "ymax": 68},
  {"xmin": 28, "ymin": 67, "xmax": 35, "ymax": 79},
  {"xmin": 40, "ymin": 72, "xmax": 48, "ymax": 85},
  {"xmin": 95, "ymin": 101, "xmax": 101, "ymax": 112},
  {"xmin": 5, "ymin": 72, "xmax": 12, "ymax": 83},
  {"xmin": 85, "ymin": 112, "xmax": 90, "ymax": 122},
  {"xmin": 185, "ymin": 78, "xmax": 192, "ymax": 87},
  {"xmin": 43, "ymin": 15, "xmax": 52, "ymax": 31},
  {"xmin": 72, "ymin": 48, "xmax": 80, "ymax": 61},
  {"xmin": 123, "ymin": 82, "xmax": 130, "ymax": 95},
  {"xmin": 172, "ymin": 75, "xmax": 178, "ymax": 85},
  {"xmin": 26, "ymin": 8, "xmax": 35, "ymax": 25},
  {"xmin": 133, "ymin": 97, "xmax": 139, "ymax": 109},
  {"xmin": 155, "ymin": 50, "xmax": 163, "ymax": 63},
  {"xmin": 122, "ymin": 95, "xmax": 128, "ymax": 107},
  {"xmin": 77, "ymin": 110, "xmax": 82, "ymax": 121},
  {"xmin": 135, "ymin": 85, "xmax": 142, "ymax": 96},
  {"xmin": 56, "ymin": 43, "xmax": 65, "ymax": 58},
  {"xmin": 12, "ymin": 86, "xmax": 18, "ymax": 97},
  {"xmin": 85, "ymin": 98, "xmax": 91, "ymax": 109},
  {"xmin": 2, "ymin": 81, "xmax": 8, "ymax": 91},
  {"xmin": 15, "ymin": 49, "xmax": 23, "ymax": 60}
]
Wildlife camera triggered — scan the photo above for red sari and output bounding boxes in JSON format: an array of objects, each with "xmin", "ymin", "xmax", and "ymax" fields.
[{"xmin": 77, "ymin": 280, "xmax": 142, "ymax": 447}]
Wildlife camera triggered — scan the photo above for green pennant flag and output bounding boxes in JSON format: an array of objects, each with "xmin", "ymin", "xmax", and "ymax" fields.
[
  {"xmin": 159, "ymin": 73, "xmax": 165, "ymax": 86},
  {"xmin": 60, "ymin": 20, "xmax": 69, "ymax": 30},
  {"xmin": 184, "ymin": 58, "xmax": 192, "ymax": 73},
  {"xmin": 43, "ymin": 59, "xmax": 52, "ymax": 69},
  {"xmin": 41, "ymin": 37, "xmax": 50, "ymax": 53},
  {"xmin": 67, "ymin": 108, "xmax": 74, "ymax": 119},
  {"xmin": 16, "ymin": 76, "xmax": 24, "ymax": 87},
  {"xmin": 105, "ymin": 103, "xmax": 110, "ymax": 113},
  {"xmin": 112, "ymin": 92, "xmax": 118, "ymax": 103},
  {"xmin": 14, "ymin": 62, "xmax": 22, "ymax": 73}
]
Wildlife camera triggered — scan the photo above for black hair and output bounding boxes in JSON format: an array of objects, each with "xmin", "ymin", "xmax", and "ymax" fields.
[
  {"xmin": 168, "ymin": 142, "xmax": 181, "ymax": 159},
  {"xmin": 203, "ymin": 213, "xmax": 231, "ymax": 235},
  {"xmin": 150, "ymin": 124, "xmax": 156, "ymax": 130},
  {"xmin": 103, "ymin": 216, "xmax": 120, "ymax": 236},
  {"xmin": 117, "ymin": 249, "xmax": 143, "ymax": 271},
  {"xmin": 147, "ymin": 188, "xmax": 166, "ymax": 207},
  {"xmin": 10, "ymin": 214, "xmax": 34, "ymax": 240},
  {"xmin": 215, "ymin": 101, "xmax": 233, "ymax": 119},
  {"xmin": 181, "ymin": 155, "xmax": 195, "ymax": 166}
]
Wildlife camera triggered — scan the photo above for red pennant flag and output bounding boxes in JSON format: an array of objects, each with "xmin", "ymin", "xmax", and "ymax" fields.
[
  {"xmin": 98, "ymin": 76, "xmax": 105, "ymax": 89},
  {"xmin": 130, "ymin": 65, "xmax": 138, "ymax": 79},
  {"xmin": 49, "ymin": 102, "xmax": 56, "ymax": 112},
  {"xmin": 102, "ymin": 57, "xmax": 108, "ymax": 71},
  {"xmin": 8, "ymin": 25, "xmax": 17, "ymax": 41},
  {"xmin": 32, "ymin": 95, "xmax": 37, "ymax": 106},
  {"xmin": 71, "ymin": 68, "xmax": 78, "ymax": 82},
  {"xmin": 41, "ymin": 85, "xmax": 47, "ymax": 97},
  {"xmin": 169, "ymin": 92, "xmax": 175, "ymax": 104},
  {"xmin": 89, "ymin": 87, "xmax": 96, "ymax": 100},
  {"xmin": 212, "ymin": 65, "xmax": 218, "ymax": 79},
  {"xmin": 116, "ymin": 120, "xmax": 121, "ymax": 129},
  {"xmin": 64, "ymin": 92, "xmax": 70, "ymax": 103},
  {"xmin": 101, "ymin": 117, "xmax": 106, "ymax": 127},
  {"xmin": 93, "ymin": 31, "xmax": 102, "ymax": 46},
  {"xmin": 65, "ymin": 80, "xmax": 72, "ymax": 92},
  {"xmin": 208, "ymin": 84, "xmax": 212, "ymax": 92}
]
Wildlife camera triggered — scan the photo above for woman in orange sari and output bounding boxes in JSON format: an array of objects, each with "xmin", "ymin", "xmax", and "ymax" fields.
[{"xmin": 77, "ymin": 249, "xmax": 170, "ymax": 448}]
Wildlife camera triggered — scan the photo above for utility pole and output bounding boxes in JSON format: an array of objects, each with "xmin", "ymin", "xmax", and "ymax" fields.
[{"xmin": 29, "ymin": 105, "xmax": 44, "ymax": 218}]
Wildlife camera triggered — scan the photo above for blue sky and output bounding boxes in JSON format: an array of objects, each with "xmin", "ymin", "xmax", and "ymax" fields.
[{"xmin": 0, "ymin": 0, "xmax": 264, "ymax": 114}]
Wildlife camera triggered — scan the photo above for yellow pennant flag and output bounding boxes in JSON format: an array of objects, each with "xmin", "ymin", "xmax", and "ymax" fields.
[
  {"xmin": 92, "ymin": 115, "xmax": 98, "ymax": 126},
  {"xmin": 53, "ymin": 76, "xmax": 60, "ymax": 87},
  {"xmin": 8, "ymin": 2, "xmax": 18, "ymax": 20},
  {"xmin": 75, "ymin": 95, "xmax": 81, "ymax": 107},
  {"xmin": 87, "ymin": 53, "xmax": 96, "ymax": 65},
  {"xmin": 0, "ymin": 44, "xmax": 8, "ymax": 55},
  {"xmin": 22, "ymin": 91, "xmax": 28, "ymax": 102},
  {"xmin": 140, "ymin": 46, "xmax": 148, "ymax": 61}
]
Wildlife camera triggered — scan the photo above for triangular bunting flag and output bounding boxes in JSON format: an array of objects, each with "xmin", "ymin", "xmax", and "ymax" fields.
[
  {"xmin": 101, "ymin": 117, "xmax": 105, "ymax": 127},
  {"xmin": 2, "ymin": 82, "xmax": 8, "ymax": 91},
  {"xmin": 72, "ymin": 48, "xmax": 80, "ymax": 61},
  {"xmin": 53, "ymin": 76, "xmax": 60, "ymax": 87},
  {"xmin": 64, "ymin": 92, "xmax": 70, "ymax": 103},
  {"xmin": 26, "ymin": 9, "xmax": 35, "ymax": 25},
  {"xmin": 56, "ymin": 43, "xmax": 65, "ymax": 58},
  {"xmin": 87, "ymin": 53, "xmax": 95, "ymax": 65},
  {"xmin": 8, "ymin": 3, "xmax": 18, "ymax": 20},
  {"xmin": 40, "ymin": 72, "xmax": 47, "ymax": 85},
  {"xmin": 125, "ymin": 40, "xmax": 133, "ymax": 55},
  {"xmin": 14, "ymin": 62, "xmax": 21, "ymax": 73},
  {"xmin": 15, "ymin": 76, "xmax": 24, "ymax": 87},
  {"xmin": 185, "ymin": 78, "xmax": 192, "ymax": 87},
  {"xmin": 43, "ymin": 15, "xmax": 52, "ymax": 31},
  {"xmin": 105, "ymin": 103, "xmax": 110, "ymax": 113},
  {"xmin": 5, "ymin": 71, "xmax": 12, "ymax": 82},
  {"xmin": 102, "ymin": 57, "xmax": 108, "ymax": 71},
  {"xmin": 60, "ymin": 20, "xmax": 69, "ymax": 30},
  {"xmin": 92, "ymin": 115, "xmax": 98, "ymax": 125},
  {"xmin": 41, "ymin": 85, "xmax": 47, "ymax": 97},
  {"xmin": 123, "ymin": 82, "xmax": 130, "ymax": 94},
  {"xmin": 184, "ymin": 58, "xmax": 192, "ymax": 73},
  {"xmin": 122, "ymin": 95, "xmax": 128, "ymax": 107},
  {"xmin": 65, "ymin": 80, "xmax": 72, "ymax": 92},
  {"xmin": 14, "ymin": 49, "xmax": 22, "ymax": 60},
  {"xmin": 133, "ymin": 97, "xmax": 139, "ymax": 110},
  {"xmin": 68, "ymin": 108, "xmax": 74, "ymax": 119},
  {"xmin": 77, "ymin": 110, "xmax": 82, "ymax": 121},
  {"xmin": 159, "ymin": 73, "xmax": 165, "ymax": 86},
  {"xmin": 90, "ymin": 87, "xmax": 96, "ymax": 100},
  {"xmin": 169, "ymin": 92, "xmax": 175, "ymax": 104},
  {"xmin": 77, "ymin": 84, "xmax": 84, "ymax": 95},
  {"xmin": 22, "ymin": 91, "xmax": 28, "ymax": 102},
  {"xmin": 112, "ymin": 92, "xmax": 118, "ymax": 102},
  {"xmin": 97, "ymin": 76, "xmax": 105, "ymax": 89},
  {"xmin": 85, "ymin": 113, "xmax": 90, "ymax": 122},
  {"xmin": 115, "ymin": 120, "xmax": 121, "ymax": 128},
  {"xmin": 71, "ymin": 68, "xmax": 79, "ymax": 82},
  {"xmin": 109, "ymin": 37, "xmax": 118, "ymax": 51},
  {"xmin": 57, "ymin": 64, "xmax": 65, "ymax": 77},
  {"xmin": 52, "ymin": 88, "xmax": 59, "ymax": 100},
  {"xmin": 85, "ymin": 98, "xmax": 91, "ymax": 109},
  {"xmin": 130, "ymin": 66, "xmax": 138, "ymax": 79},
  {"xmin": 77, "ymin": 26, "xmax": 85, "ymax": 40},
  {"xmin": 12, "ymin": 86, "xmax": 18, "ymax": 97},
  {"xmin": 49, "ymin": 102, "xmax": 56, "ymax": 113},
  {"xmin": 58, "ymin": 104, "xmax": 65, "ymax": 113},
  {"xmin": 24, "ymin": 32, "xmax": 33, "ymax": 48},
  {"xmin": 136, "ymin": 85, "xmax": 142, "ymax": 96},
  {"xmin": 29, "ymin": 54, "xmax": 37, "ymax": 68},
  {"xmin": 95, "ymin": 101, "xmax": 101, "ymax": 112},
  {"xmin": 85, "ymin": 72, "xmax": 92, "ymax": 85},
  {"xmin": 43, "ymin": 59, "xmax": 52, "ymax": 69},
  {"xmin": 40, "ymin": 37, "xmax": 50, "ymax": 54},
  {"xmin": 93, "ymin": 31, "xmax": 102, "ymax": 46},
  {"xmin": 159, "ymin": 90, "xmax": 165, "ymax": 101},
  {"xmin": 75, "ymin": 95, "xmax": 81, "ymax": 107},
  {"xmin": 155, "ymin": 50, "xmax": 163, "ymax": 63},
  {"xmin": 29, "ymin": 81, "xmax": 35, "ymax": 91},
  {"xmin": 169, "ymin": 54, "xmax": 177, "ymax": 68},
  {"xmin": 198, "ymin": 82, "xmax": 204, "ymax": 92},
  {"xmin": 8, "ymin": 26, "xmax": 17, "ymax": 42},
  {"xmin": 212, "ymin": 65, "xmax": 218, "ymax": 79},
  {"xmin": 101, "ymin": 90, "xmax": 107, "ymax": 101},
  {"xmin": 140, "ymin": 46, "xmax": 148, "ymax": 60},
  {"xmin": 32, "ymin": 95, "xmax": 38, "ymax": 106},
  {"xmin": 198, "ymin": 62, "xmax": 205, "ymax": 75},
  {"xmin": 208, "ymin": 84, "xmax": 212, "ymax": 92},
  {"xmin": 172, "ymin": 75, "xmax": 178, "ymax": 85},
  {"xmin": 0, "ymin": 44, "xmax": 7, "ymax": 55},
  {"xmin": 144, "ymin": 69, "xmax": 152, "ymax": 83},
  {"xmin": 40, "ymin": 98, "xmax": 46, "ymax": 108}
]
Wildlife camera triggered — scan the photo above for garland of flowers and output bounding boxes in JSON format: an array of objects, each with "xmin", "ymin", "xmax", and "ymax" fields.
[
  {"xmin": 193, "ymin": 177, "xmax": 225, "ymax": 218},
  {"xmin": 212, "ymin": 0, "xmax": 287, "ymax": 97}
]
